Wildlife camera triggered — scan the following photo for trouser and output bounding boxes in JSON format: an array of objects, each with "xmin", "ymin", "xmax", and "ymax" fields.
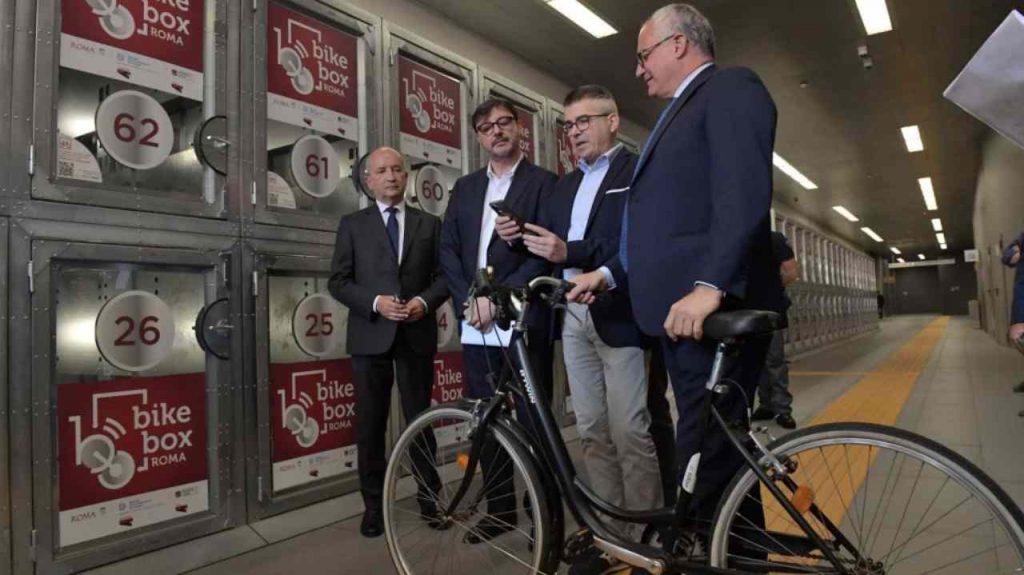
[
  {"xmin": 353, "ymin": 329, "xmax": 439, "ymax": 512},
  {"xmin": 756, "ymin": 329, "xmax": 793, "ymax": 416},
  {"xmin": 562, "ymin": 303, "xmax": 663, "ymax": 537},
  {"xmin": 661, "ymin": 334, "xmax": 770, "ymax": 527},
  {"xmin": 647, "ymin": 345, "xmax": 677, "ymax": 506}
]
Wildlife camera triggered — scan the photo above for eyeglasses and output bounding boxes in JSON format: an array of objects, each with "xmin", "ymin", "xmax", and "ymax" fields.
[
  {"xmin": 561, "ymin": 114, "xmax": 611, "ymax": 134},
  {"xmin": 475, "ymin": 115, "xmax": 516, "ymax": 135},
  {"xmin": 636, "ymin": 33, "xmax": 682, "ymax": 66}
]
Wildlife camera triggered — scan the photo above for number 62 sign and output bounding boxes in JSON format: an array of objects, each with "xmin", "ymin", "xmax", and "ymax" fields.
[
  {"xmin": 95, "ymin": 90, "xmax": 174, "ymax": 170},
  {"xmin": 95, "ymin": 290, "xmax": 177, "ymax": 372}
]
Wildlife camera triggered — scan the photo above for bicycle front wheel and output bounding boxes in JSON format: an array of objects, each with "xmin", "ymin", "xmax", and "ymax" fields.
[
  {"xmin": 710, "ymin": 422, "xmax": 1024, "ymax": 574},
  {"xmin": 383, "ymin": 404, "xmax": 553, "ymax": 574}
]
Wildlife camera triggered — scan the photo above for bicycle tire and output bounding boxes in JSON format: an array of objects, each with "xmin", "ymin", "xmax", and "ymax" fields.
[
  {"xmin": 710, "ymin": 422, "xmax": 1024, "ymax": 573},
  {"xmin": 384, "ymin": 404, "xmax": 556, "ymax": 574}
]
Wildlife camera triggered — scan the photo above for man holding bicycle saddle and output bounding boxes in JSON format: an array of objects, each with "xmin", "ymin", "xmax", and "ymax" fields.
[{"xmin": 569, "ymin": 2, "xmax": 784, "ymax": 541}]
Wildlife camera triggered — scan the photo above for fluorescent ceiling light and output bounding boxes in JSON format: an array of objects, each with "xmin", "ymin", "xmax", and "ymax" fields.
[
  {"xmin": 918, "ymin": 177, "xmax": 938, "ymax": 211},
  {"xmin": 890, "ymin": 247, "xmax": 901, "ymax": 255},
  {"xmin": 860, "ymin": 227, "xmax": 884, "ymax": 242},
  {"xmin": 940, "ymin": 243, "xmax": 948, "ymax": 250},
  {"xmin": 931, "ymin": 218, "xmax": 943, "ymax": 232},
  {"xmin": 855, "ymin": 0, "xmax": 893, "ymax": 35},
  {"xmin": 773, "ymin": 153, "xmax": 818, "ymax": 190},
  {"xmin": 897, "ymin": 257, "xmax": 906, "ymax": 263},
  {"xmin": 900, "ymin": 125, "xmax": 924, "ymax": 152},
  {"xmin": 832, "ymin": 206, "xmax": 859, "ymax": 222},
  {"xmin": 918, "ymin": 254, "xmax": 926, "ymax": 260},
  {"xmin": 545, "ymin": 0, "xmax": 617, "ymax": 38},
  {"xmin": 936, "ymin": 232, "xmax": 946, "ymax": 244}
]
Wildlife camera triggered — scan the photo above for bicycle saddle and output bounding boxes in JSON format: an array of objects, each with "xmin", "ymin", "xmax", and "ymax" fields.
[{"xmin": 703, "ymin": 310, "xmax": 781, "ymax": 340}]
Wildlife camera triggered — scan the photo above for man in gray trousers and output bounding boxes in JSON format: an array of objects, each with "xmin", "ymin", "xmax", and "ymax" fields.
[{"xmin": 752, "ymin": 230, "xmax": 799, "ymax": 429}]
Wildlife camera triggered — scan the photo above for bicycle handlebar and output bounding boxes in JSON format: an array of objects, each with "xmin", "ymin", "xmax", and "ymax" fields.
[{"xmin": 466, "ymin": 267, "xmax": 575, "ymax": 330}]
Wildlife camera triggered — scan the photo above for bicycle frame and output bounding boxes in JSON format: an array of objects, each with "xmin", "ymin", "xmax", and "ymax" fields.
[{"xmin": 444, "ymin": 277, "xmax": 859, "ymax": 575}]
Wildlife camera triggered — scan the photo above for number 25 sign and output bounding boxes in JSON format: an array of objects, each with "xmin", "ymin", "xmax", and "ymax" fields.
[
  {"xmin": 292, "ymin": 293, "xmax": 347, "ymax": 358},
  {"xmin": 95, "ymin": 291, "xmax": 177, "ymax": 372},
  {"xmin": 95, "ymin": 90, "xmax": 174, "ymax": 170}
]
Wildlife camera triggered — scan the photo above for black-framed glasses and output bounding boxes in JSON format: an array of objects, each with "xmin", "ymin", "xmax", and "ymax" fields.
[
  {"xmin": 636, "ymin": 33, "xmax": 682, "ymax": 66},
  {"xmin": 475, "ymin": 115, "xmax": 516, "ymax": 135},
  {"xmin": 561, "ymin": 114, "xmax": 612, "ymax": 134}
]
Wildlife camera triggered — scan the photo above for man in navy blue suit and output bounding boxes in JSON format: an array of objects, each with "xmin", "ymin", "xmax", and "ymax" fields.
[
  {"xmin": 439, "ymin": 98, "xmax": 556, "ymax": 543},
  {"xmin": 569, "ymin": 3, "xmax": 782, "ymax": 535}
]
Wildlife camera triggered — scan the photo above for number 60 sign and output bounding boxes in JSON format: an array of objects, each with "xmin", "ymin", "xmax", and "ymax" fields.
[
  {"xmin": 95, "ymin": 90, "xmax": 174, "ymax": 170},
  {"xmin": 95, "ymin": 290, "xmax": 177, "ymax": 372}
]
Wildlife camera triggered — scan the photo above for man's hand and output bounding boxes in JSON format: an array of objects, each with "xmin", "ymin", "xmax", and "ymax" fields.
[
  {"xmin": 465, "ymin": 296, "xmax": 496, "ymax": 332},
  {"xmin": 377, "ymin": 295, "xmax": 409, "ymax": 322},
  {"xmin": 494, "ymin": 215, "xmax": 523, "ymax": 243},
  {"xmin": 566, "ymin": 270, "xmax": 608, "ymax": 305},
  {"xmin": 1012, "ymin": 246, "xmax": 1021, "ymax": 267},
  {"xmin": 522, "ymin": 223, "xmax": 567, "ymax": 263},
  {"xmin": 1010, "ymin": 323, "xmax": 1024, "ymax": 348},
  {"xmin": 402, "ymin": 298, "xmax": 426, "ymax": 323},
  {"xmin": 664, "ymin": 285, "xmax": 722, "ymax": 342}
]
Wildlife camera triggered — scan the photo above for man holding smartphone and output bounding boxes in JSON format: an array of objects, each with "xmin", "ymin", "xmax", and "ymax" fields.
[{"xmin": 440, "ymin": 98, "xmax": 556, "ymax": 542}]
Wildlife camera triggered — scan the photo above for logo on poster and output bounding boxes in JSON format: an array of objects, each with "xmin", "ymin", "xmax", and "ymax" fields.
[
  {"xmin": 85, "ymin": 0, "xmax": 193, "ymax": 46},
  {"xmin": 404, "ymin": 69, "xmax": 457, "ymax": 136},
  {"xmin": 277, "ymin": 369, "xmax": 355, "ymax": 448},
  {"xmin": 272, "ymin": 16, "xmax": 351, "ymax": 97},
  {"xmin": 432, "ymin": 357, "xmax": 464, "ymax": 404},
  {"xmin": 68, "ymin": 388, "xmax": 194, "ymax": 491}
]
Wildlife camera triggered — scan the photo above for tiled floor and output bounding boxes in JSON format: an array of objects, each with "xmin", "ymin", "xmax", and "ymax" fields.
[{"xmin": 177, "ymin": 316, "xmax": 1024, "ymax": 574}]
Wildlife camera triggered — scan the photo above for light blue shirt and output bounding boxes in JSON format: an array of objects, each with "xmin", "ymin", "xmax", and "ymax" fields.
[
  {"xmin": 599, "ymin": 61, "xmax": 718, "ymax": 292},
  {"xmin": 564, "ymin": 144, "xmax": 623, "ymax": 281}
]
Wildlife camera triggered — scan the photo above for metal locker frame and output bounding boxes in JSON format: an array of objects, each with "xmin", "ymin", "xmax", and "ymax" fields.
[
  {"xmin": 244, "ymin": 239, "xmax": 368, "ymax": 521},
  {"xmin": 247, "ymin": 0, "xmax": 382, "ymax": 233},
  {"xmin": 8, "ymin": 220, "xmax": 241, "ymax": 574},
  {"xmin": 545, "ymin": 100, "xmax": 568, "ymax": 176},
  {"xmin": 1, "ymin": 0, "xmax": 12, "ymax": 205},
  {"xmin": 1, "ymin": 218, "xmax": 10, "ymax": 575},
  {"xmin": 13, "ymin": 0, "xmax": 233, "ymax": 219},
  {"xmin": 477, "ymin": 70, "xmax": 547, "ymax": 170}
]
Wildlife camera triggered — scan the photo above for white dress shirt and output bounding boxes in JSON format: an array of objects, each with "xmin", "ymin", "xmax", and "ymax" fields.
[
  {"xmin": 565, "ymin": 144, "xmax": 622, "ymax": 281},
  {"xmin": 370, "ymin": 200, "xmax": 429, "ymax": 315}
]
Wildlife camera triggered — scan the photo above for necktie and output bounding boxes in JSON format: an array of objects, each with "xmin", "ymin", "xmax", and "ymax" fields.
[
  {"xmin": 620, "ymin": 99, "xmax": 676, "ymax": 273},
  {"xmin": 386, "ymin": 206, "xmax": 400, "ymax": 260}
]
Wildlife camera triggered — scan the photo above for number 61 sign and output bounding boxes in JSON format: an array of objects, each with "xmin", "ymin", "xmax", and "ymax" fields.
[
  {"xmin": 95, "ymin": 291, "xmax": 177, "ymax": 372},
  {"xmin": 95, "ymin": 90, "xmax": 174, "ymax": 170}
]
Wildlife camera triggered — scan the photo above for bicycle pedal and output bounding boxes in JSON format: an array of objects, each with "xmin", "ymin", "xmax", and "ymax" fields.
[{"xmin": 562, "ymin": 528, "xmax": 594, "ymax": 563}]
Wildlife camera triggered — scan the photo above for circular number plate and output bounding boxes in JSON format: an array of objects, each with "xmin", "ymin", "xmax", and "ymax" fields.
[
  {"xmin": 95, "ymin": 90, "xmax": 173, "ymax": 170},
  {"xmin": 414, "ymin": 164, "xmax": 448, "ymax": 216},
  {"xmin": 436, "ymin": 300, "xmax": 456, "ymax": 348},
  {"xmin": 292, "ymin": 293, "xmax": 347, "ymax": 358},
  {"xmin": 95, "ymin": 290, "xmax": 177, "ymax": 372},
  {"xmin": 290, "ymin": 135, "xmax": 340, "ymax": 198}
]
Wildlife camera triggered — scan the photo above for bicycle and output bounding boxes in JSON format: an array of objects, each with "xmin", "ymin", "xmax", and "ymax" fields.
[{"xmin": 383, "ymin": 271, "xmax": 1024, "ymax": 574}]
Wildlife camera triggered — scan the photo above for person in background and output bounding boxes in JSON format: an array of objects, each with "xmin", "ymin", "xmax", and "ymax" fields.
[
  {"xmin": 751, "ymin": 230, "xmax": 799, "ymax": 429},
  {"xmin": 877, "ymin": 292, "xmax": 885, "ymax": 319},
  {"xmin": 328, "ymin": 147, "xmax": 450, "ymax": 538},
  {"xmin": 1003, "ymin": 233, "xmax": 1024, "ymax": 394}
]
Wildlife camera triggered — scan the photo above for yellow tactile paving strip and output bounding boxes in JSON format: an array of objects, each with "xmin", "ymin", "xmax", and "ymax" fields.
[{"xmin": 762, "ymin": 317, "xmax": 950, "ymax": 553}]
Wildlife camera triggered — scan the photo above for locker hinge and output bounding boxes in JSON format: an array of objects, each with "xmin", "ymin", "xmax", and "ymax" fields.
[
  {"xmin": 251, "ymin": 0, "xmax": 257, "ymax": 12},
  {"xmin": 251, "ymin": 181, "xmax": 257, "ymax": 205},
  {"xmin": 252, "ymin": 270, "xmax": 259, "ymax": 297},
  {"xmin": 388, "ymin": 49, "xmax": 395, "ymax": 67},
  {"xmin": 29, "ymin": 529, "xmax": 37, "ymax": 561},
  {"xmin": 257, "ymin": 476, "xmax": 263, "ymax": 502},
  {"xmin": 27, "ymin": 260, "xmax": 34, "ymax": 294},
  {"xmin": 28, "ymin": 144, "xmax": 35, "ymax": 176}
]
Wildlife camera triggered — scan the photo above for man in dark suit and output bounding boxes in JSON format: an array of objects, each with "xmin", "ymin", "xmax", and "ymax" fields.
[
  {"xmin": 569, "ymin": 3, "xmax": 782, "ymax": 533},
  {"xmin": 440, "ymin": 98, "xmax": 556, "ymax": 542},
  {"xmin": 329, "ymin": 147, "xmax": 450, "ymax": 538},
  {"xmin": 498, "ymin": 84, "xmax": 666, "ymax": 573}
]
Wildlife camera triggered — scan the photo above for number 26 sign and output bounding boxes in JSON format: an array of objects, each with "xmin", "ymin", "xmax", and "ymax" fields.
[
  {"xmin": 95, "ymin": 90, "xmax": 174, "ymax": 170},
  {"xmin": 95, "ymin": 290, "xmax": 177, "ymax": 372}
]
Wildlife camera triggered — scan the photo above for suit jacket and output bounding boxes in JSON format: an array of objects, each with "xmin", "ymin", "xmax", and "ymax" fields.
[
  {"xmin": 542, "ymin": 148, "xmax": 645, "ymax": 348},
  {"xmin": 609, "ymin": 65, "xmax": 784, "ymax": 335},
  {"xmin": 440, "ymin": 160, "xmax": 556, "ymax": 329},
  {"xmin": 329, "ymin": 205, "xmax": 449, "ymax": 356},
  {"xmin": 1013, "ymin": 265, "xmax": 1024, "ymax": 325}
]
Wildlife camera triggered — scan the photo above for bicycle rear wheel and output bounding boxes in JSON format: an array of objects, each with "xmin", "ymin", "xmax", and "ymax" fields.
[
  {"xmin": 384, "ymin": 404, "xmax": 554, "ymax": 574},
  {"xmin": 710, "ymin": 422, "xmax": 1024, "ymax": 573}
]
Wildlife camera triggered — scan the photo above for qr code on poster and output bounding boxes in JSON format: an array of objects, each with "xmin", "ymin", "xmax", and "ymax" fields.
[{"xmin": 58, "ymin": 161, "xmax": 75, "ymax": 178}]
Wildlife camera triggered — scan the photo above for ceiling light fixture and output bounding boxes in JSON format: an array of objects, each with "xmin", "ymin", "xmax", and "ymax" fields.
[
  {"xmin": 918, "ymin": 177, "xmax": 938, "ymax": 211},
  {"xmin": 897, "ymin": 257, "xmax": 906, "ymax": 263},
  {"xmin": 936, "ymin": 232, "xmax": 946, "ymax": 244},
  {"xmin": 545, "ymin": 0, "xmax": 618, "ymax": 38},
  {"xmin": 855, "ymin": 0, "xmax": 893, "ymax": 35},
  {"xmin": 832, "ymin": 206, "xmax": 860, "ymax": 222},
  {"xmin": 931, "ymin": 218, "xmax": 943, "ymax": 232},
  {"xmin": 900, "ymin": 125, "xmax": 924, "ymax": 152},
  {"xmin": 890, "ymin": 247, "xmax": 901, "ymax": 255},
  {"xmin": 940, "ymin": 243, "xmax": 948, "ymax": 250},
  {"xmin": 860, "ymin": 227, "xmax": 884, "ymax": 242},
  {"xmin": 918, "ymin": 254, "xmax": 926, "ymax": 260},
  {"xmin": 773, "ymin": 153, "xmax": 818, "ymax": 190}
]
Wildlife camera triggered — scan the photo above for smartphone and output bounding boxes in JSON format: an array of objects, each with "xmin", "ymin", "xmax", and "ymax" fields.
[{"xmin": 489, "ymin": 200, "xmax": 536, "ymax": 235}]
